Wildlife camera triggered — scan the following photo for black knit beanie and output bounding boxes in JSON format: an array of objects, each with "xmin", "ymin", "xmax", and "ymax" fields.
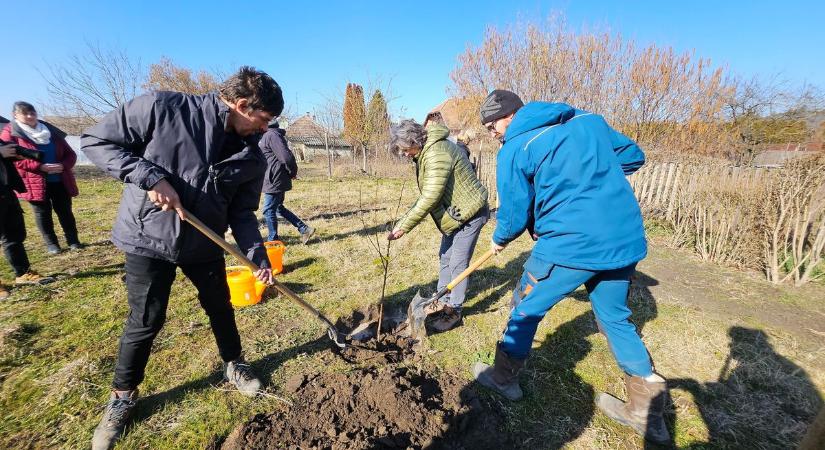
[{"xmin": 479, "ymin": 89, "xmax": 524, "ymax": 124}]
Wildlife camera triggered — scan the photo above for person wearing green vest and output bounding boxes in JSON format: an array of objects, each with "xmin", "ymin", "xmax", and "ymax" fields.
[{"xmin": 388, "ymin": 119, "xmax": 489, "ymax": 331}]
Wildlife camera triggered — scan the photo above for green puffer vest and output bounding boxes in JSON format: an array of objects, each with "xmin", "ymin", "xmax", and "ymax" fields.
[{"xmin": 396, "ymin": 125, "xmax": 488, "ymax": 235}]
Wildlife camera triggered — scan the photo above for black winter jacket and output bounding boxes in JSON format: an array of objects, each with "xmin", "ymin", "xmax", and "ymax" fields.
[
  {"xmin": 260, "ymin": 124, "xmax": 297, "ymax": 194},
  {"xmin": 0, "ymin": 116, "xmax": 25, "ymax": 193},
  {"xmin": 81, "ymin": 92, "xmax": 270, "ymax": 267}
]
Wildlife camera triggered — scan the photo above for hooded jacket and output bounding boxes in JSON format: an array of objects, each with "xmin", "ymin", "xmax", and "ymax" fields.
[
  {"xmin": 493, "ymin": 102, "xmax": 646, "ymax": 270},
  {"xmin": 0, "ymin": 120, "xmax": 78, "ymax": 201},
  {"xmin": 396, "ymin": 124, "xmax": 488, "ymax": 235},
  {"xmin": 82, "ymin": 91, "xmax": 269, "ymax": 267},
  {"xmin": 260, "ymin": 123, "xmax": 297, "ymax": 194}
]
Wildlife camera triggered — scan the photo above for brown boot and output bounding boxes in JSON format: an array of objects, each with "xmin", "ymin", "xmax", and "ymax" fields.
[
  {"xmin": 431, "ymin": 306, "xmax": 462, "ymax": 332},
  {"xmin": 0, "ymin": 281, "xmax": 9, "ymax": 300},
  {"xmin": 14, "ymin": 271, "xmax": 55, "ymax": 286},
  {"xmin": 471, "ymin": 344, "xmax": 526, "ymax": 401},
  {"xmin": 596, "ymin": 373, "xmax": 670, "ymax": 444}
]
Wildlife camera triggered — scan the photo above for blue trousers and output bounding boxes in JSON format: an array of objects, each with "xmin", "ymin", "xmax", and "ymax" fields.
[
  {"xmin": 501, "ymin": 255, "xmax": 653, "ymax": 377},
  {"xmin": 262, "ymin": 192, "xmax": 308, "ymax": 242}
]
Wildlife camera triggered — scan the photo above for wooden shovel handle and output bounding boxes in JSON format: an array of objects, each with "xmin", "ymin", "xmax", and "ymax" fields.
[
  {"xmin": 445, "ymin": 248, "xmax": 496, "ymax": 290},
  {"xmin": 180, "ymin": 209, "xmax": 337, "ymax": 330}
]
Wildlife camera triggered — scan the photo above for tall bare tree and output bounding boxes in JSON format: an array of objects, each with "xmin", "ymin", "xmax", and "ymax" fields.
[
  {"xmin": 39, "ymin": 41, "xmax": 144, "ymax": 129},
  {"xmin": 313, "ymin": 98, "xmax": 345, "ymax": 178}
]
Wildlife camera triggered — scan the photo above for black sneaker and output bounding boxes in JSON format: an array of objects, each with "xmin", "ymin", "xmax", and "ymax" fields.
[
  {"xmin": 224, "ymin": 358, "xmax": 262, "ymax": 397},
  {"xmin": 92, "ymin": 390, "xmax": 138, "ymax": 450}
]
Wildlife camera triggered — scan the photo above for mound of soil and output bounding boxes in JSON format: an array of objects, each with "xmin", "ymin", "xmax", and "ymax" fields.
[{"xmin": 218, "ymin": 364, "xmax": 509, "ymax": 450}]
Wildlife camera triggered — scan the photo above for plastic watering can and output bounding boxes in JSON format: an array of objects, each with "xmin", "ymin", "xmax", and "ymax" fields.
[{"xmin": 226, "ymin": 266, "xmax": 266, "ymax": 307}]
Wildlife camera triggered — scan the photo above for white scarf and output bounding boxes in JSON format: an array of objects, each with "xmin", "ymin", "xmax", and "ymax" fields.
[{"xmin": 15, "ymin": 120, "xmax": 51, "ymax": 145}]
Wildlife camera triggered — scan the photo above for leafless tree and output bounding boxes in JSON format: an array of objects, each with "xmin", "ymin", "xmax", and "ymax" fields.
[{"xmin": 39, "ymin": 41, "xmax": 144, "ymax": 126}]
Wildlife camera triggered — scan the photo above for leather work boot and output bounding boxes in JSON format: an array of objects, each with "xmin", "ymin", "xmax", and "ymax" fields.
[
  {"xmin": 224, "ymin": 357, "xmax": 262, "ymax": 396},
  {"xmin": 0, "ymin": 281, "xmax": 9, "ymax": 300},
  {"xmin": 92, "ymin": 389, "xmax": 138, "ymax": 450},
  {"xmin": 596, "ymin": 373, "xmax": 671, "ymax": 444},
  {"xmin": 14, "ymin": 271, "xmax": 55, "ymax": 286},
  {"xmin": 471, "ymin": 344, "xmax": 525, "ymax": 401},
  {"xmin": 431, "ymin": 306, "xmax": 462, "ymax": 332}
]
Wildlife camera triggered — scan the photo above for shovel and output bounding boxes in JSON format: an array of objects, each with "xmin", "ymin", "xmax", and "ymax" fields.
[
  {"xmin": 180, "ymin": 208, "xmax": 348, "ymax": 349},
  {"xmin": 406, "ymin": 248, "xmax": 496, "ymax": 341}
]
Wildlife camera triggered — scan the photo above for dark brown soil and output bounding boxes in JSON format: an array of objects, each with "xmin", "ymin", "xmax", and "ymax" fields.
[
  {"xmin": 218, "ymin": 363, "xmax": 507, "ymax": 450},
  {"xmin": 214, "ymin": 310, "xmax": 510, "ymax": 450}
]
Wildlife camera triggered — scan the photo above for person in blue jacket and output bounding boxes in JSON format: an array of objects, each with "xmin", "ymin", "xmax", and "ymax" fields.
[{"xmin": 471, "ymin": 90, "xmax": 669, "ymax": 444}]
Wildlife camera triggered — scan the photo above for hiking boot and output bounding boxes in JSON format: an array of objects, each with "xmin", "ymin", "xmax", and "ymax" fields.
[
  {"xmin": 0, "ymin": 282, "xmax": 9, "ymax": 300},
  {"xmin": 224, "ymin": 357, "xmax": 262, "ymax": 396},
  {"xmin": 431, "ymin": 306, "xmax": 462, "ymax": 332},
  {"xmin": 15, "ymin": 271, "xmax": 55, "ymax": 286},
  {"xmin": 300, "ymin": 226, "xmax": 316, "ymax": 245},
  {"xmin": 92, "ymin": 389, "xmax": 138, "ymax": 450},
  {"xmin": 596, "ymin": 373, "xmax": 671, "ymax": 444},
  {"xmin": 472, "ymin": 344, "xmax": 525, "ymax": 401},
  {"xmin": 46, "ymin": 244, "xmax": 62, "ymax": 255}
]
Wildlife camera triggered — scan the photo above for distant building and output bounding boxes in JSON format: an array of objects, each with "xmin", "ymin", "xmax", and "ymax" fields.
[
  {"xmin": 284, "ymin": 114, "xmax": 352, "ymax": 161},
  {"xmin": 753, "ymin": 142, "xmax": 823, "ymax": 168},
  {"xmin": 424, "ymin": 98, "xmax": 464, "ymax": 133}
]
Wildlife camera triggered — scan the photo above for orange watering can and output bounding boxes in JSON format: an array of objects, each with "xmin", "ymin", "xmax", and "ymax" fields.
[
  {"xmin": 264, "ymin": 240, "xmax": 285, "ymax": 274},
  {"xmin": 226, "ymin": 266, "xmax": 266, "ymax": 307}
]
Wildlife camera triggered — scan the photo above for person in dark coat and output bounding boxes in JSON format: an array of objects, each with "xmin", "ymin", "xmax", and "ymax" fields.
[
  {"xmin": 259, "ymin": 120, "xmax": 314, "ymax": 244},
  {"xmin": 1, "ymin": 102, "xmax": 82, "ymax": 254},
  {"xmin": 82, "ymin": 66, "xmax": 283, "ymax": 450},
  {"xmin": 0, "ymin": 116, "xmax": 54, "ymax": 299}
]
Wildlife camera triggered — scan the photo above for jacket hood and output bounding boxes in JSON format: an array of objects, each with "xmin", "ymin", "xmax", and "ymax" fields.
[
  {"xmin": 504, "ymin": 102, "xmax": 576, "ymax": 141},
  {"xmin": 423, "ymin": 124, "xmax": 450, "ymax": 149}
]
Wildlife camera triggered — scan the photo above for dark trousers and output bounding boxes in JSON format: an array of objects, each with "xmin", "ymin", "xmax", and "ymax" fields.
[
  {"xmin": 112, "ymin": 253, "xmax": 242, "ymax": 390},
  {"xmin": 0, "ymin": 188, "xmax": 30, "ymax": 277},
  {"xmin": 28, "ymin": 182, "xmax": 79, "ymax": 247},
  {"xmin": 262, "ymin": 192, "xmax": 308, "ymax": 242}
]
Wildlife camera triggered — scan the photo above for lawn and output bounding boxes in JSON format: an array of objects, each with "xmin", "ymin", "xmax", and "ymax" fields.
[{"xmin": 1, "ymin": 163, "xmax": 823, "ymax": 449}]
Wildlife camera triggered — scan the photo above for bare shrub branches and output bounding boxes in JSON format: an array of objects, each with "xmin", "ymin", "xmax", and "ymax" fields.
[
  {"xmin": 39, "ymin": 41, "xmax": 144, "ymax": 124},
  {"xmin": 625, "ymin": 158, "xmax": 825, "ymax": 285}
]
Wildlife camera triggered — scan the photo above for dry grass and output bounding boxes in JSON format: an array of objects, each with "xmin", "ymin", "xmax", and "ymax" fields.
[{"xmin": 0, "ymin": 162, "xmax": 822, "ymax": 449}]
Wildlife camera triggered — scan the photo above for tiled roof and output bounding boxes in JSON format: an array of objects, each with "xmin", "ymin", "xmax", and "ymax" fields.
[{"xmin": 285, "ymin": 114, "xmax": 351, "ymax": 148}]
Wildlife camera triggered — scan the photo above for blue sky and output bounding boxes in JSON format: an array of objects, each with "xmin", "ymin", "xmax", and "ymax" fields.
[{"xmin": 2, "ymin": 1, "xmax": 823, "ymax": 122}]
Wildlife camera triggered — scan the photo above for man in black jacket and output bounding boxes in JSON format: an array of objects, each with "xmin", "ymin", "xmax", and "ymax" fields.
[
  {"xmin": 260, "ymin": 120, "xmax": 314, "ymax": 244},
  {"xmin": 83, "ymin": 66, "xmax": 283, "ymax": 450},
  {"xmin": 0, "ymin": 116, "xmax": 54, "ymax": 299}
]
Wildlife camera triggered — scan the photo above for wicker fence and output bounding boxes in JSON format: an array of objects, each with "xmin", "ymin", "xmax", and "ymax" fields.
[{"xmin": 474, "ymin": 155, "xmax": 825, "ymax": 285}]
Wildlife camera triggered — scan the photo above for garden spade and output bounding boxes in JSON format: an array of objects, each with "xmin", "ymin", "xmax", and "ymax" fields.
[
  {"xmin": 407, "ymin": 248, "xmax": 496, "ymax": 342},
  {"xmin": 179, "ymin": 208, "xmax": 348, "ymax": 349}
]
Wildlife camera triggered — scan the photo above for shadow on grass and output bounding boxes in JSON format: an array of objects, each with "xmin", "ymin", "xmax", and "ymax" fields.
[
  {"xmin": 668, "ymin": 326, "xmax": 824, "ymax": 449},
  {"xmin": 431, "ymin": 269, "xmax": 664, "ymax": 448},
  {"xmin": 304, "ymin": 207, "xmax": 384, "ymax": 221}
]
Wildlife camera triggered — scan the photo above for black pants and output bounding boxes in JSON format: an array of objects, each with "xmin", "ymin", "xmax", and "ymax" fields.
[
  {"xmin": 0, "ymin": 188, "xmax": 30, "ymax": 277},
  {"xmin": 28, "ymin": 182, "xmax": 79, "ymax": 247},
  {"xmin": 112, "ymin": 253, "xmax": 242, "ymax": 390}
]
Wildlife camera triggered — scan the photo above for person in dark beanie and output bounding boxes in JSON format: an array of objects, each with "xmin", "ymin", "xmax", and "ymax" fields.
[
  {"xmin": 1, "ymin": 102, "xmax": 83, "ymax": 254},
  {"xmin": 471, "ymin": 90, "xmax": 668, "ymax": 444},
  {"xmin": 260, "ymin": 120, "xmax": 315, "ymax": 244},
  {"xmin": 83, "ymin": 66, "xmax": 283, "ymax": 450},
  {"xmin": 1, "ymin": 116, "xmax": 55, "ymax": 299}
]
